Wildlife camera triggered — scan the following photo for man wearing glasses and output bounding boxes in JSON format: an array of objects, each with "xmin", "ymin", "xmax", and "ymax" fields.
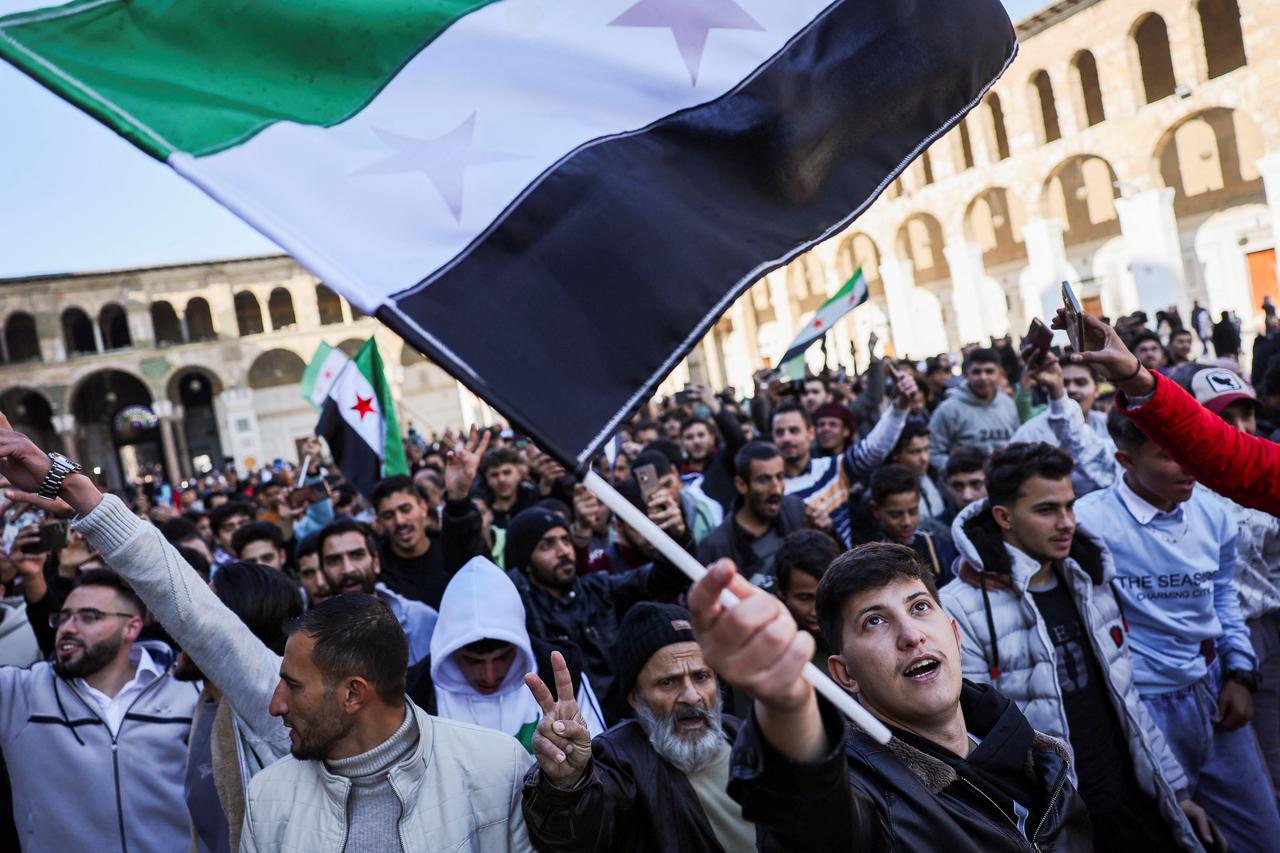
[{"xmin": 0, "ymin": 568, "xmax": 197, "ymax": 852}]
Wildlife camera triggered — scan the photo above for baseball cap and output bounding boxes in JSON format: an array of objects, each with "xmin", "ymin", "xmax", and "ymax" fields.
[{"xmin": 1188, "ymin": 367, "xmax": 1257, "ymax": 415}]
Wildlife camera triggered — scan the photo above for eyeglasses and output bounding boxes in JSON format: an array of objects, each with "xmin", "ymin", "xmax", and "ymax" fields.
[{"xmin": 49, "ymin": 608, "xmax": 137, "ymax": 629}]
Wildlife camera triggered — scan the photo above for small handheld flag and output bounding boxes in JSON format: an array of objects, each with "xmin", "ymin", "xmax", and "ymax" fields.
[
  {"xmin": 300, "ymin": 342, "xmax": 351, "ymax": 408},
  {"xmin": 315, "ymin": 338, "xmax": 408, "ymax": 497},
  {"xmin": 778, "ymin": 268, "xmax": 869, "ymax": 371}
]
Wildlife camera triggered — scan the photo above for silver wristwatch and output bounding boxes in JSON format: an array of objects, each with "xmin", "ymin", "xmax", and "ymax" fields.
[{"xmin": 38, "ymin": 452, "xmax": 82, "ymax": 500}]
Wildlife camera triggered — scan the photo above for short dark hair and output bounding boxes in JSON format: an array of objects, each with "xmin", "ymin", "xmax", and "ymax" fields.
[
  {"xmin": 1107, "ymin": 405, "xmax": 1150, "ymax": 452},
  {"xmin": 870, "ymin": 464, "xmax": 919, "ymax": 504},
  {"xmin": 734, "ymin": 441, "xmax": 782, "ymax": 480},
  {"xmin": 370, "ymin": 475, "xmax": 421, "ymax": 512},
  {"xmin": 963, "ymin": 348, "xmax": 1001, "ymax": 371},
  {"xmin": 944, "ymin": 445, "xmax": 989, "ymax": 479},
  {"xmin": 480, "ymin": 446, "xmax": 520, "ymax": 476},
  {"xmin": 985, "ymin": 443, "xmax": 1074, "ymax": 507},
  {"xmin": 634, "ymin": 419, "xmax": 661, "ymax": 437},
  {"xmin": 1130, "ymin": 330, "xmax": 1163, "ymax": 351},
  {"xmin": 71, "ymin": 569, "xmax": 146, "ymax": 619},
  {"xmin": 317, "ymin": 518, "xmax": 378, "ymax": 561},
  {"xmin": 295, "ymin": 533, "xmax": 320, "ymax": 563},
  {"xmin": 288, "ymin": 593, "xmax": 406, "ymax": 705},
  {"xmin": 804, "ymin": 375, "xmax": 829, "ymax": 390},
  {"xmin": 1059, "ymin": 352, "xmax": 1103, "ymax": 384},
  {"xmin": 213, "ymin": 561, "xmax": 304, "ymax": 655},
  {"xmin": 462, "ymin": 637, "xmax": 513, "ymax": 655},
  {"xmin": 679, "ymin": 415, "xmax": 715, "ymax": 437},
  {"xmin": 160, "ymin": 517, "xmax": 201, "ymax": 545},
  {"xmin": 642, "ymin": 439, "xmax": 684, "ymax": 469},
  {"xmin": 177, "ymin": 546, "xmax": 212, "ymax": 581},
  {"xmin": 1170, "ymin": 328, "xmax": 1193, "ymax": 340},
  {"xmin": 890, "ymin": 420, "xmax": 930, "ymax": 459},
  {"xmin": 775, "ymin": 530, "xmax": 840, "ymax": 594},
  {"xmin": 770, "ymin": 399, "xmax": 812, "ymax": 429},
  {"xmin": 210, "ymin": 500, "xmax": 254, "ymax": 534},
  {"xmin": 231, "ymin": 520, "xmax": 285, "ymax": 557},
  {"xmin": 816, "ymin": 543, "xmax": 940, "ymax": 651}
]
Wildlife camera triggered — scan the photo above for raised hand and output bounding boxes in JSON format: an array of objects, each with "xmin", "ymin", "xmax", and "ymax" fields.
[
  {"xmin": 647, "ymin": 488, "xmax": 686, "ymax": 539},
  {"xmin": 571, "ymin": 484, "xmax": 600, "ymax": 540},
  {"xmin": 524, "ymin": 651, "xmax": 593, "ymax": 789},
  {"xmin": 804, "ymin": 501, "xmax": 834, "ymax": 535},
  {"xmin": 445, "ymin": 425, "xmax": 491, "ymax": 502},
  {"xmin": 1052, "ymin": 309, "xmax": 1154, "ymax": 396},
  {"xmin": 1023, "ymin": 349, "xmax": 1065, "ymax": 401},
  {"xmin": 0, "ymin": 414, "xmax": 53, "ymax": 496},
  {"xmin": 891, "ymin": 373, "xmax": 920, "ymax": 411}
]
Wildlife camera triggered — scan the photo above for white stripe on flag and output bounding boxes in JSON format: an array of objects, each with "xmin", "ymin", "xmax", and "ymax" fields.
[
  {"xmin": 327, "ymin": 361, "xmax": 385, "ymax": 458},
  {"xmin": 309, "ymin": 347, "xmax": 351, "ymax": 407},
  {"xmin": 170, "ymin": 0, "xmax": 835, "ymax": 311}
]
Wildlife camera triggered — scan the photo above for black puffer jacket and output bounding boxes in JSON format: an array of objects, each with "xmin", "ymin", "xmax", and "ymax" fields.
[
  {"xmin": 729, "ymin": 683, "xmax": 1093, "ymax": 852},
  {"xmin": 522, "ymin": 716, "xmax": 745, "ymax": 853}
]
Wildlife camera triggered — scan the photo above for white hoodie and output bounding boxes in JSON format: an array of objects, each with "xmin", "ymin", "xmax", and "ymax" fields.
[{"xmin": 430, "ymin": 558, "xmax": 605, "ymax": 747}]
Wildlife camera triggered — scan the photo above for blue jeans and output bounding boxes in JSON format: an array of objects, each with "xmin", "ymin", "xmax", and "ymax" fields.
[{"xmin": 1142, "ymin": 660, "xmax": 1280, "ymax": 853}]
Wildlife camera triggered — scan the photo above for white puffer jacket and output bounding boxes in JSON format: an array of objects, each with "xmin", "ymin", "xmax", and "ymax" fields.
[
  {"xmin": 241, "ymin": 701, "xmax": 533, "ymax": 852},
  {"xmin": 940, "ymin": 500, "xmax": 1202, "ymax": 853}
]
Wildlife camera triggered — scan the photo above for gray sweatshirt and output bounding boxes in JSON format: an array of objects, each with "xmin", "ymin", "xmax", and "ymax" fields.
[{"xmin": 927, "ymin": 384, "xmax": 1021, "ymax": 471}]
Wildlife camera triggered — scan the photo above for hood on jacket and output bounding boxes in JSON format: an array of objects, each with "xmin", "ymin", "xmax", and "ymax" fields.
[
  {"xmin": 950, "ymin": 499, "xmax": 1107, "ymax": 586},
  {"xmin": 430, "ymin": 557, "xmax": 534, "ymax": 699}
]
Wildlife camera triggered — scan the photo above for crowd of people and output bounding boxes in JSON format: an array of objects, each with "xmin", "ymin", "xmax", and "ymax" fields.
[{"xmin": 0, "ymin": 306, "xmax": 1277, "ymax": 851}]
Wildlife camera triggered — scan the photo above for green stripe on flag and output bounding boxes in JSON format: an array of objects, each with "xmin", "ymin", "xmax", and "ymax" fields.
[
  {"xmin": 300, "ymin": 342, "xmax": 335, "ymax": 402},
  {"xmin": 353, "ymin": 338, "xmax": 408, "ymax": 477},
  {"xmin": 0, "ymin": 0, "xmax": 499, "ymax": 159}
]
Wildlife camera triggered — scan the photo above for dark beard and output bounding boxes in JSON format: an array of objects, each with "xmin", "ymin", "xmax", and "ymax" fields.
[
  {"xmin": 289, "ymin": 702, "xmax": 352, "ymax": 760},
  {"xmin": 173, "ymin": 651, "xmax": 204, "ymax": 682},
  {"xmin": 54, "ymin": 635, "xmax": 122, "ymax": 680}
]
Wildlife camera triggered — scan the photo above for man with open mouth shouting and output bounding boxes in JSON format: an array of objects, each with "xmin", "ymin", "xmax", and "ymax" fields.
[{"xmin": 689, "ymin": 544, "xmax": 1093, "ymax": 852}]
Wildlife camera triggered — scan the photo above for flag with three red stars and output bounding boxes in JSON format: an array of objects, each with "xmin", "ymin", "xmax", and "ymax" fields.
[{"xmin": 316, "ymin": 338, "xmax": 408, "ymax": 497}]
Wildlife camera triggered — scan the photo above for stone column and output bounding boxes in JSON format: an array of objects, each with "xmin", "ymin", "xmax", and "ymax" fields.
[
  {"xmin": 51, "ymin": 413, "xmax": 78, "ymax": 460},
  {"xmin": 91, "ymin": 322, "xmax": 105, "ymax": 354},
  {"xmin": 942, "ymin": 240, "xmax": 990, "ymax": 346},
  {"xmin": 171, "ymin": 404, "xmax": 194, "ymax": 480},
  {"xmin": 879, "ymin": 256, "xmax": 918, "ymax": 358},
  {"xmin": 766, "ymin": 269, "xmax": 796, "ymax": 365},
  {"xmin": 215, "ymin": 387, "xmax": 263, "ymax": 475},
  {"xmin": 1257, "ymin": 154, "xmax": 1280, "ymax": 272},
  {"xmin": 151, "ymin": 400, "xmax": 183, "ymax": 485},
  {"xmin": 1115, "ymin": 188, "xmax": 1187, "ymax": 314},
  {"xmin": 1022, "ymin": 219, "xmax": 1072, "ymax": 323}
]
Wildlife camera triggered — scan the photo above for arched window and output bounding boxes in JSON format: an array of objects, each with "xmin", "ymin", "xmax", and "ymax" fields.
[
  {"xmin": 1072, "ymin": 51, "xmax": 1106, "ymax": 126},
  {"xmin": 895, "ymin": 214, "xmax": 947, "ymax": 285},
  {"xmin": 1199, "ymin": 0, "xmax": 1246, "ymax": 79},
  {"xmin": 186, "ymin": 297, "xmax": 216, "ymax": 342},
  {"xmin": 4, "ymin": 313, "xmax": 41, "ymax": 363},
  {"xmin": 62, "ymin": 307, "xmax": 96, "ymax": 356},
  {"xmin": 316, "ymin": 284, "xmax": 344, "ymax": 325},
  {"xmin": 234, "ymin": 291, "xmax": 264, "ymax": 337},
  {"xmin": 150, "ymin": 301, "xmax": 183, "ymax": 346},
  {"xmin": 1134, "ymin": 14, "xmax": 1177, "ymax": 103},
  {"xmin": 983, "ymin": 93, "xmax": 1010, "ymax": 160},
  {"xmin": 99, "ymin": 303, "xmax": 131, "ymax": 350},
  {"xmin": 349, "ymin": 303, "xmax": 367, "ymax": 321},
  {"xmin": 247, "ymin": 349, "xmax": 307, "ymax": 388},
  {"xmin": 1030, "ymin": 71, "xmax": 1061, "ymax": 143},
  {"xmin": 267, "ymin": 288, "xmax": 297, "ymax": 330}
]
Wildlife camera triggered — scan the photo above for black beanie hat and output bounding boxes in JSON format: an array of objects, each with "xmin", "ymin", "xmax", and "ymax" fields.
[
  {"xmin": 504, "ymin": 506, "xmax": 569, "ymax": 572},
  {"xmin": 613, "ymin": 602, "xmax": 696, "ymax": 699}
]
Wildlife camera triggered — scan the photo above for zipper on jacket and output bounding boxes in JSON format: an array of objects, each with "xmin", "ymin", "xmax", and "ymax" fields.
[
  {"xmin": 65, "ymin": 666, "xmax": 174, "ymax": 853},
  {"xmin": 957, "ymin": 777, "xmax": 1037, "ymax": 853},
  {"xmin": 1031, "ymin": 765, "xmax": 1069, "ymax": 845}
]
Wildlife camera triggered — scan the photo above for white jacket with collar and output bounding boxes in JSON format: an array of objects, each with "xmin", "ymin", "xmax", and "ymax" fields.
[
  {"xmin": 940, "ymin": 500, "xmax": 1201, "ymax": 853},
  {"xmin": 240, "ymin": 701, "xmax": 533, "ymax": 853}
]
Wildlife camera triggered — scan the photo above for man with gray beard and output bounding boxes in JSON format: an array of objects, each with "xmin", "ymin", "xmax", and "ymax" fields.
[{"xmin": 521, "ymin": 603, "xmax": 754, "ymax": 852}]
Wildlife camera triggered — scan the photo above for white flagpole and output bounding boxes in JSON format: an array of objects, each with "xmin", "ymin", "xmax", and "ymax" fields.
[{"xmin": 584, "ymin": 470, "xmax": 892, "ymax": 744}]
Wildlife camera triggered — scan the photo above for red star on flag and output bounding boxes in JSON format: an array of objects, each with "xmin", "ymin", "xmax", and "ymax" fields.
[
  {"xmin": 351, "ymin": 395, "xmax": 376, "ymax": 420},
  {"xmin": 812, "ymin": 319, "xmax": 824, "ymax": 329},
  {"xmin": 322, "ymin": 369, "xmax": 333, "ymax": 380}
]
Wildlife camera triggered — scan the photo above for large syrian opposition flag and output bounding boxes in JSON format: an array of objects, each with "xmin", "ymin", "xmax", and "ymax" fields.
[
  {"xmin": 316, "ymin": 338, "xmax": 408, "ymax": 497},
  {"xmin": 779, "ymin": 268, "xmax": 870, "ymax": 369},
  {"xmin": 0, "ymin": 0, "xmax": 1017, "ymax": 468}
]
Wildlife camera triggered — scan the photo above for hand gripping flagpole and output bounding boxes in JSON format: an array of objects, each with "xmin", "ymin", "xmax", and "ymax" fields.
[{"xmin": 584, "ymin": 471, "xmax": 893, "ymax": 744}]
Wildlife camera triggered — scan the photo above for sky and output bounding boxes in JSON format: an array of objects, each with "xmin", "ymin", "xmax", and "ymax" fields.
[{"xmin": 0, "ymin": 0, "xmax": 1048, "ymax": 279}]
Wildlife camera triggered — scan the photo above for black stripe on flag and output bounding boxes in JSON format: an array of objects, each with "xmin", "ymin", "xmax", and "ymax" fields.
[
  {"xmin": 382, "ymin": 0, "xmax": 1016, "ymax": 468},
  {"xmin": 317, "ymin": 397, "xmax": 384, "ymax": 498}
]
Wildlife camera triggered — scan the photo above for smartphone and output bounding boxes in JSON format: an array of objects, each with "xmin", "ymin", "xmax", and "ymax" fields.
[
  {"xmin": 2, "ymin": 506, "xmax": 42, "ymax": 556},
  {"xmin": 21, "ymin": 521, "xmax": 68, "ymax": 554},
  {"xmin": 287, "ymin": 484, "xmax": 326, "ymax": 509},
  {"xmin": 1023, "ymin": 318, "xmax": 1053, "ymax": 365},
  {"xmin": 673, "ymin": 389, "xmax": 696, "ymax": 406},
  {"xmin": 634, "ymin": 464, "xmax": 660, "ymax": 501},
  {"xmin": 1061, "ymin": 281, "xmax": 1086, "ymax": 352}
]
